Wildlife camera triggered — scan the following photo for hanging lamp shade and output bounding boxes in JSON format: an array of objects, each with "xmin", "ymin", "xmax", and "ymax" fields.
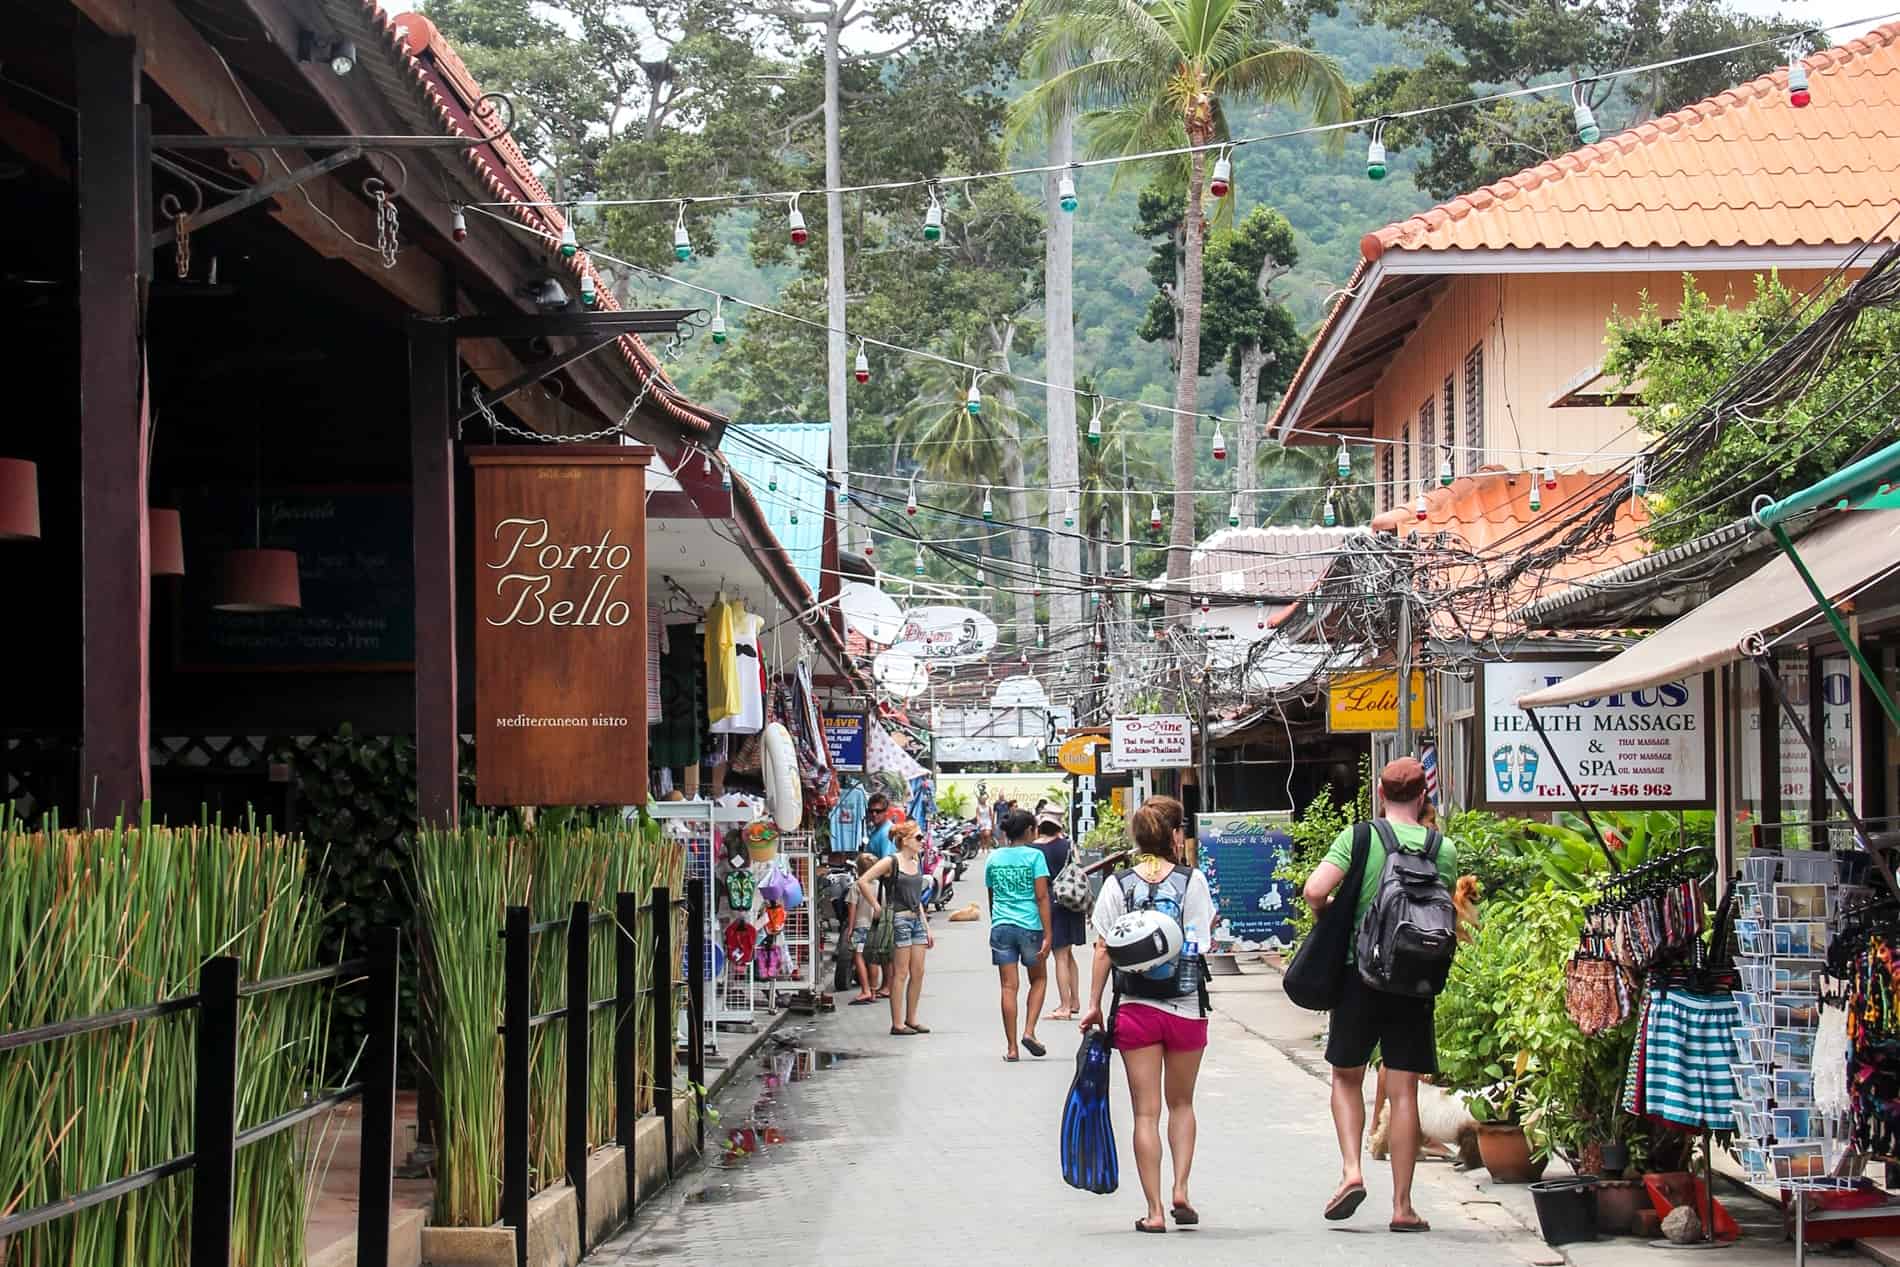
[
  {"xmin": 0, "ymin": 458, "xmax": 41, "ymax": 540},
  {"xmin": 214, "ymin": 548, "xmax": 301, "ymax": 612},
  {"xmin": 149, "ymin": 507, "xmax": 185, "ymax": 575}
]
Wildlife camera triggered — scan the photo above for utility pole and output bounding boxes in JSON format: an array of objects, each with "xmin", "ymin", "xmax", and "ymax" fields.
[
  {"xmin": 821, "ymin": 11, "xmax": 849, "ymax": 526},
  {"xmin": 1395, "ymin": 586, "xmax": 1414, "ymax": 759}
]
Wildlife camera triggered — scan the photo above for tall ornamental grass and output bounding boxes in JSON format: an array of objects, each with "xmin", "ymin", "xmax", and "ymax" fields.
[
  {"xmin": 0, "ymin": 811, "xmax": 326, "ymax": 1266},
  {"xmin": 414, "ymin": 811, "xmax": 683, "ymax": 1228}
]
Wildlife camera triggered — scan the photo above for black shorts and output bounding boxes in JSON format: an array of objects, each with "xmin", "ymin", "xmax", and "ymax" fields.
[{"xmin": 1324, "ymin": 971, "xmax": 1439, "ymax": 1075}]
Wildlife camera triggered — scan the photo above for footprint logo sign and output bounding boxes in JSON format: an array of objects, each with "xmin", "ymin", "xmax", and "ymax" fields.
[{"xmin": 1492, "ymin": 744, "xmax": 1542, "ymax": 795}]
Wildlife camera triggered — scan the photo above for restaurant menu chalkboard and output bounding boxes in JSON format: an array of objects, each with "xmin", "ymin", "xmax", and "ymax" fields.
[
  {"xmin": 175, "ymin": 488, "xmax": 415, "ymax": 670},
  {"xmin": 1197, "ymin": 812, "xmax": 1298, "ymax": 950}
]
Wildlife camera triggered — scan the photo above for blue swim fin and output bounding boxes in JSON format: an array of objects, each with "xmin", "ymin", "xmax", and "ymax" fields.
[{"xmin": 1060, "ymin": 1031, "xmax": 1117, "ymax": 1194}]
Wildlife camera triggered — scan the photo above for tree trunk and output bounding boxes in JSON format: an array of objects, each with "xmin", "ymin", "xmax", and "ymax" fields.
[
  {"xmin": 823, "ymin": 12, "xmax": 850, "ymax": 540},
  {"xmin": 1236, "ymin": 340, "xmax": 1265, "ymax": 526},
  {"xmin": 1044, "ymin": 104, "xmax": 1082, "ymax": 643},
  {"xmin": 1167, "ymin": 148, "xmax": 1208, "ymax": 616},
  {"xmin": 991, "ymin": 322, "xmax": 1035, "ymax": 652}
]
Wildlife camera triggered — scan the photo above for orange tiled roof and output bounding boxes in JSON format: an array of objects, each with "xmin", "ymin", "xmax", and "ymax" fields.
[
  {"xmin": 1363, "ymin": 23, "xmax": 1900, "ymax": 258},
  {"xmin": 1372, "ymin": 468, "xmax": 1653, "ymax": 638}
]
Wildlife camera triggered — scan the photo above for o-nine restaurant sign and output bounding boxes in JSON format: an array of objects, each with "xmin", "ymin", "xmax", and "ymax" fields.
[
  {"xmin": 470, "ymin": 447, "xmax": 651, "ymax": 806},
  {"xmin": 1477, "ymin": 659, "xmax": 1713, "ymax": 810}
]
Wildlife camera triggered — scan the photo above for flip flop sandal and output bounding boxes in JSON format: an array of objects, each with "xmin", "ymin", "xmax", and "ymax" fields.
[
  {"xmin": 1134, "ymin": 1218, "xmax": 1167, "ymax": 1234},
  {"xmin": 1389, "ymin": 1220, "xmax": 1431, "ymax": 1234},
  {"xmin": 906, "ymin": 1023, "xmax": 931, "ymax": 1033},
  {"xmin": 890, "ymin": 1025, "xmax": 918, "ymax": 1036},
  {"xmin": 1003, "ymin": 1053, "xmax": 1020, "ymax": 1063},
  {"xmin": 1021, "ymin": 1036, "xmax": 1047, "ymax": 1058},
  {"xmin": 1172, "ymin": 1204, "xmax": 1200, "ymax": 1226},
  {"xmin": 1324, "ymin": 1183, "xmax": 1367, "ymax": 1221},
  {"xmin": 849, "ymin": 997, "xmax": 876, "ymax": 1006}
]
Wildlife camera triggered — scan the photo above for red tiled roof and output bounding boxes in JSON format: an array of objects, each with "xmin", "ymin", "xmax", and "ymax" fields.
[
  {"xmin": 376, "ymin": 8, "xmax": 719, "ymax": 435},
  {"xmin": 1364, "ymin": 23, "xmax": 1900, "ymax": 257},
  {"xmin": 1271, "ymin": 24, "xmax": 1900, "ymax": 443},
  {"xmin": 1374, "ymin": 468, "xmax": 1653, "ymax": 638}
]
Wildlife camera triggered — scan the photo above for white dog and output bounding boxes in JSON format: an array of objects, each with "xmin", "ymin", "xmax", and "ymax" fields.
[{"xmin": 1369, "ymin": 1079, "xmax": 1481, "ymax": 1170}]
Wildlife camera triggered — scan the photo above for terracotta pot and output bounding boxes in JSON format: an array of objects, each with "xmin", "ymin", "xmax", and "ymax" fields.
[
  {"xmin": 1477, "ymin": 1123, "xmax": 1549, "ymax": 1183},
  {"xmin": 1594, "ymin": 1179, "xmax": 1643, "ymax": 1235}
]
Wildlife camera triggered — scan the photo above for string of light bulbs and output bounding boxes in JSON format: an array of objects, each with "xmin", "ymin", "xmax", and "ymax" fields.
[{"xmin": 458, "ymin": 17, "xmax": 1854, "ymax": 220}]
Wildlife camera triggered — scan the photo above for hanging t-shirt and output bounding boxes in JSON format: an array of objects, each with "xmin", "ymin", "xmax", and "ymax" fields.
[
  {"xmin": 830, "ymin": 783, "xmax": 869, "ymax": 856},
  {"xmin": 705, "ymin": 600, "xmax": 742, "ymax": 725},
  {"xmin": 712, "ymin": 610, "xmax": 766, "ymax": 735}
]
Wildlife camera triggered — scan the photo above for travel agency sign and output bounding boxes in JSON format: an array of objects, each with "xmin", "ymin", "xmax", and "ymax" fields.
[
  {"xmin": 1478, "ymin": 660, "xmax": 1712, "ymax": 808},
  {"xmin": 470, "ymin": 447, "xmax": 652, "ymax": 806}
]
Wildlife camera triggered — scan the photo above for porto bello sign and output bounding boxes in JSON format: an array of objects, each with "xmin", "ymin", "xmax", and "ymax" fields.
[
  {"xmin": 471, "ymin": 448, "xmax": 653, "ymax": 806},
  {"xmin": 486, "ymin": 518, "xmax": 637, "ymax": 627}
]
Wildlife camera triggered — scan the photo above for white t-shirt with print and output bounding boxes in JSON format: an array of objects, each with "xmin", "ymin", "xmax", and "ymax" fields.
[{"xmin": 1091, "ymin": 865, "xmax": 1216, "ymax": 1021}]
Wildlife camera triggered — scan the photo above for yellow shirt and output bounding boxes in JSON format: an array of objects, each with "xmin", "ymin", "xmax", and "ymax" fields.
[{"xmin": 705, "ymin": 600, "xmax": 743, "ymax": 724}]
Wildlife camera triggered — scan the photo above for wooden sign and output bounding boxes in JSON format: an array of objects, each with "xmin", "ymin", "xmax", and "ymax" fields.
[
  {"xmin": 470, "ymin": 447, "xmax": 652, "ymax": 805},
  {"xmin": 1326, "ymin": 669, "xmax": 1427, "ymax": 733}
]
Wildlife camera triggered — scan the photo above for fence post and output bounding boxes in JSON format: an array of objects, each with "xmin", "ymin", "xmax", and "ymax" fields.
[
  {"xmin": 501, "ymin": 905, "xmax": 531, "ymax": 1267},
  {"xmin": 565, "ymin": 901, "xmax": 590, "ymax": 1257},
  {"xmin": 649, "ymin": 886, "xmax": 674, "ymax": 1181},
  {"xmin": 357, "ymin": 926, "xmax": 401, "ymax": 1267},
  {"xmin": 188, "ymin": 955, "xmax": 241, "ymax": 1267},
  {"xmin": 687, "ymin": 876, "xmax": 707, "ymax": 1155},
  {"xmin": 614, "ymin": 890, "xmax": 638, "ymax": 1219}
]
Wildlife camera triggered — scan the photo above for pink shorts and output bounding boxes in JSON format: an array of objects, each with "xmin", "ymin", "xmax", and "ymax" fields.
[{"xmin": 1112, "ymin": 1002, "xmax": 1208, "ymax": 1053}]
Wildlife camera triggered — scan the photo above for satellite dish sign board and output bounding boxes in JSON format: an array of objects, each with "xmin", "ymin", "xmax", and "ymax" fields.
[
  {"xmin": 872, "ymin": 650, "xmax": 930, "ymax": 699},
  {"xmin": 1110, "ymin": 714, "xmax": 1194, "ymax": 769},
  {"xmin": 890, "ymin": 605, "xmax": 998, "ymax": 666},
  {"xmin": 840, "ymin": 581, "xmax": 905, "ymax": 646}
]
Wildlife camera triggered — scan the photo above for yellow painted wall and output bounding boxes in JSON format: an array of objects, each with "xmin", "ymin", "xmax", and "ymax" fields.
[{"xmin": 1367, "ymin": 268, "xmax": 1835, "ymax": 511}]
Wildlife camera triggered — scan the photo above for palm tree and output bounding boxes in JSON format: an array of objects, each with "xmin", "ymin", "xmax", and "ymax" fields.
[
  {"xmin": 1016, "ymin": 0, "xmax": 1349, "ymax": 614},
  {"xmin": 900, "ymin": 348, "xmax": 1040, "ymax": 645},
  {"xmin": 1256, "ymin": 441, "xmax": 1374, "ymax": 526}
]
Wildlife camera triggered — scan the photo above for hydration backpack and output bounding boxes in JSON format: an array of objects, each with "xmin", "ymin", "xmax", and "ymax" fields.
[
  {"xmin": 1355, "ymin": 821, "xmax": 1458, "ymax": 997},
  {"xmin": 1114, "ymin": 869, "xmax": 1209, "ymax": 1014}
]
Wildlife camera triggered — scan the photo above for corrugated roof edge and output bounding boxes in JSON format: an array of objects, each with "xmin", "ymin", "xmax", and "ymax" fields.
[
  {"xmin": 1512, "ymin": 518, "xmax": 1758, "ymax": 626},
  {"xmin": 376, "ymin": 6, "xmax": 723, "ymax": 436}
]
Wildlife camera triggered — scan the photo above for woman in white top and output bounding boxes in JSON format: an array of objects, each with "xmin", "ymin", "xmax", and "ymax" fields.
[{"xmin": 1079, "ymin": 796, "xmax": 1214, "ymax": 1233}]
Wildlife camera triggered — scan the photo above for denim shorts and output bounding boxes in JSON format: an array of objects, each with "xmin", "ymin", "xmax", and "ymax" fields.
[
  {"xmin": 894, "ymin": 913, "xmax": 928, "ymax": 948},
  {"xmin": 850, "ymin": 926, "xmax": 869, "ymax": 951},
  {"xmin": 989, "ymin": 923, "xmax": 1042, "ymax": 965}
]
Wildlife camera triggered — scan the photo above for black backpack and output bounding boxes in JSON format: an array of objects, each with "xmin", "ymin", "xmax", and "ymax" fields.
[{"xmin": 1355, "ymin": 820, "xmax": 1458, "ymax": 997}]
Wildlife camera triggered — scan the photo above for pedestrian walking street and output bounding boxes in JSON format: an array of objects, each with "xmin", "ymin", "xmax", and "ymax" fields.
[{"xmin": 596, "ymin": 905, "xmax": 1552, "ymax": 1267}]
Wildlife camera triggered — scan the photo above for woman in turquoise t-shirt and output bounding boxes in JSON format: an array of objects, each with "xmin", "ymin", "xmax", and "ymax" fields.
[{"xmin": 984, "ymin": 809, "xmax": 1052, "ymax": 1061}]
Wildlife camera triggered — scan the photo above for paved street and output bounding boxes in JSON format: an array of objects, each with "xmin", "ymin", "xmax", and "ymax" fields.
[{"xmin": 595, "ymin": 907, "xmax": 1554, "ymax": 1267}]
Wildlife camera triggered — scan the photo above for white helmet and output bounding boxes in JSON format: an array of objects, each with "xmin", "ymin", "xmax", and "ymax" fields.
[{"xmin": 1105, "ymin": 908, "xmax": 1183, "ymax": 973}]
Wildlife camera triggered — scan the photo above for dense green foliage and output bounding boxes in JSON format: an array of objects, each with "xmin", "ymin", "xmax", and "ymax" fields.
[{"xmin": 1604, "ymin": 275, "xmax": 1900, "ymax": 546}]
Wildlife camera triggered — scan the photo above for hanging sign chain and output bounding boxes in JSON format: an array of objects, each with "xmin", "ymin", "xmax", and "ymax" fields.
[
  {"xmin": 373, "ymin": 185, "xmax": 401, "ymax": 269},
  {"xmin": 467, "ymin": 368, "xmax": 657, "ymax": 443},
  {"xmin": 172, "ymin": 211, "xmax": 192, "ymax": 280}
]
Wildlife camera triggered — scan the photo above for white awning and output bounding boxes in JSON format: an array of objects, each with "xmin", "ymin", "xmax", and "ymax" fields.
[{"xmin": 1516, "ymin": 510, "xmax": 1900, "ymax": 709}]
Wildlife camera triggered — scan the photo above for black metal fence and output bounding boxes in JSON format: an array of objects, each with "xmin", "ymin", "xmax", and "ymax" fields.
[
  {"xmin": 0, "ymin": 925, "xmax": 401, "ymax": 1267},
  {"xmin": 498, "ymin": 878, "xmax": 707, "ymax": 1265}
]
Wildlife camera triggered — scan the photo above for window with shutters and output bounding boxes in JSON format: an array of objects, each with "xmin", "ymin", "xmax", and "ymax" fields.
[
  {"xmin": 1463, "ymin": 343, "xmax": 1485, "ymax": 469},
  {"xmin": 1418, "ymin": 398, "xmax": 1435, "ymax": 488},
  {"xmin": 1400, "ymin": 423, "xmax": 1411, "ymax": 492},
  {"xmin": 1381, "ymin": 443, "xmax": 1395, "ymax": 511},
  {"xmin": 1442, "ymin": 376, "xmax": 1457, "ymax": 477}
]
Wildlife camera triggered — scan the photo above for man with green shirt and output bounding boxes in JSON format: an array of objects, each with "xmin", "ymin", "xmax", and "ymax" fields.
[{"xmin": 1301, "ymin": 756, "xmax": 1458, "ymax": 1235}]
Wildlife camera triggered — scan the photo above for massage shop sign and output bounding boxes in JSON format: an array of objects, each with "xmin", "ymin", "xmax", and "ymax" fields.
[
  {"xmin": 1479, "ymin": 660, "xmax": 1713, "ymax": 809},
  {"xmin": 471, "ymin": 447, "xmax": 651, "ymax": 806}
]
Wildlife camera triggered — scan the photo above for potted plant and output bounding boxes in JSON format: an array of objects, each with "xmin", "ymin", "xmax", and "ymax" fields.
[{"xmin": 1467, "ymin": 1054, "xmax": 1549, "ymax": 1183}]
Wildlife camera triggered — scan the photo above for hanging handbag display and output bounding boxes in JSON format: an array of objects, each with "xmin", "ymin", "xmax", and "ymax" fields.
[{"xmin": 1282, "ymin": 823, "xmax": 1370, "ymax": 1012}]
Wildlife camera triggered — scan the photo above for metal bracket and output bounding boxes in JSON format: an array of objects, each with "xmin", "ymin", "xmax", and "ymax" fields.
[
  {"xmin": 145, "ymin": 93, "xmax": 515, "ymax": 258},
  {"xmin": 457, "ymin": 334, "xmax": 618, "ymax": 427}
]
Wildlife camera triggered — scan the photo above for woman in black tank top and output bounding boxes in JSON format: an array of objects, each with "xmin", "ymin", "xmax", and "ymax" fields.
[{"xmin": 858, "ymin": 821, "xmax": 934, "ymax": 1036}]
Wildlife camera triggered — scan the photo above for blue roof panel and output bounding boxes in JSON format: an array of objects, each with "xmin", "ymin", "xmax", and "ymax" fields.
[{"xmin": 723, "ymin": 421, "xmax": 830, "ymax": 598}]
